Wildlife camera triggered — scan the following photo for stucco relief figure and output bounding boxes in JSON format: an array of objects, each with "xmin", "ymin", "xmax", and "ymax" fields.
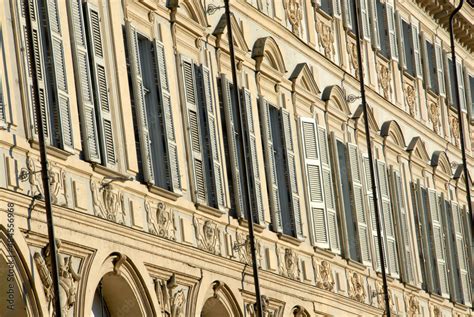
[
  {"xmin": 26, "ymin": 157, "xmax": 67, "ymax": 206},
  {"xmin": 348, "ymin": 271, "xmax": 366, "ymax": 303},
  {"xmin": 155, "ymin": 274, "xmax": 186, "ymax": 317},
  {"xmin": 405, "ymin": 294, "xmax": 420, "ymax": 317},
  {"xmin": 349, "ymin": 43, "xmax": 360, "ymax": 79},
  {"xmin": 428, "ymin": 102, "xmax": 440, "ymax": 134},
  {"xmin": 315, "ymin": 260, "xmax": 334, "ymax": 291},
  {"xmin": 246, "ymin": 295, "xmax": 274, "ymax": 317},
  {"xmin": 278, "ymin": 247, "xmax": 300, "ymax": 280},
  {"xmin": 34, "ymin": 239, "xmax": 81, "ymax": 316},
  {"xmin": 234, "ymin": 232, "xmax": 262, "ymax": 267},
  {"xmin": 145, "ymin": 199, "xmax": 176, "ymax": 240},
  {"xmin": 91, "ymin": 180, "xmax": 126, "ymax": 224},
  {"xmin": 378, "ymin": 63, "xmax": 392, "ymax": 99},
  {"xmin": 316, "ymin": 21, "xmax": 334, "ymax": 60},
  {"xmin": 450, "ymin": 115, "xmax": 460, "ymax": 146},
  {"xmin": 194, "ymin": 218, "xmax": 221, "ymax": 255},
  {"xmin": 375, "ymin": 281, "xmax": 394, "ymax": 311},
  {"xmin": 284, "ymin": 0, "xmax": 302, "ymax": 36},
  {"xmin": 404, "ymin": 85, "xmax": 416, "ymax": 116}
]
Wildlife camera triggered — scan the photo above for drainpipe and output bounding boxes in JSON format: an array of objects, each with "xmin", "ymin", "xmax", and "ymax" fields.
[
  {"xmin": 25, "ymin": 1, "xmax": 62, "ymax": 316},
  {"xmin": 352, "ymin": 0, "xmax": 391, "ymax": 315}
]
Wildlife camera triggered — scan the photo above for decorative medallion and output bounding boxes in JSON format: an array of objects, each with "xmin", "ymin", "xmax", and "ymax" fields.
[
  {"xmin": 377, "ymin": 63, "xmax": 391, "ymax": 99},
  {"xmin": 277, "ymin": 247, "xmax": 300, "ymax": 280},
  {"xmin": 194, "ymin": 217, "xmax": 221, "ymax": 255},
  {"xmin": 315, "ymin": 260, "xmax": 334, "ymax": 291},
  {"xmin": 145, "ymin": 199, "xmax": 176, "ymax": 240},
  {"xmin": 316, "ymin": 21, "xmax": 334, "ymax": 60},
  {"xmin": 25, "ymin": 157, "xmax": 67, "ymax": 206},
  {"xmin": 428, "ymin": 102, "xmax": 440, "ymax": 134},
  {"xmin": 284, "ymin": 0, "xmax": 303, "ymax": 36},
  {"xmin": 234, "ymin": 232, "xmax": 262, "ymax": 267},
  {"xmin": 405, "ymin": 85, "xmax": 416, "ymax": 116},
  {"xmin": 155, "ymin": 274, "xmax": 187, "ymax": 317},
  {"xmin": 348, "ymin": 271, "xmax": 366, "ymax": 303},
  {"xmin": 34, "ymin": 239, "xmax": 81, "ymax": 316},
  {"xmin": 91, "ymin": 180, "xmax": 126, "ymax": 224},
  {"xmin": 450, "ymin": 115, "xmax": 460, "ymax": 146}
]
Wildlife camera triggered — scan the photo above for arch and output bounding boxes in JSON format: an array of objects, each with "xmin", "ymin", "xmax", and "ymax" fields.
[
  {"xmin": 431, "ymin": 151, "xmax": 452, "ymax": 176},
  {"xmin": 252, "ymin": 37, "xmax": 287, "ymax": 73},
  {"xmin": 406, "ymin": 137, "xmax": 430, "ymax": 163},
  {"xmin": 289, "ymin": 63, "xmax": 320, "ymax": 95},
  {"xmin": 83, "ymin": 253, "xmax": 155, "ymax": 317},
  {"xmin": 168, "ymin": 0, "xmax": 209, "ymax": 28},
  {"xmin": 213, "ymin": 14, "xmax": 249, "ymax": 52},
  {"xmin": 352, "ymin": 103, "xmax": 379, "ymax": 132},
  {"xmin": 200, "ymin": 281, "xmax": 242, "ymax": 317},
  {"xmin": 0, "ymin": 228, "xmax": 41, "ymax": 317},
  {"xmin": 321, "ymin": 85, "xmax": 351, "ymax": 115},
  {"xmin": 380, "ymin": 120, "xmax": 406, "ymax": 148}
]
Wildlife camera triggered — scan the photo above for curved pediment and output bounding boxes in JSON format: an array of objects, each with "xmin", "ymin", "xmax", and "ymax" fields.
[
  {"xmin": 213, "ymin": 14, "xmax": 249, "ymax": 52},
  {"xmin": 201, "ymin": 281, "xmax": 243, "ymax": 317},
  {"xmin": 453, "ymin": 163, "xmax": 472, "ymax": 186},
  {"xmin": 352, "ymin": 103, "xmax": 379, "ymax": 132},
  {"xmin": 169, "ymin": 0, "xmax": 209, "ymax": 28},
  {"xmin": 380, "ymin": 120, "xmax": 406, "ymax": 148},
  {"xmin": 407, "ymin": 137, "xmax": 430, "ymax": 163},
  {"xmin": 431, "ymin": 151, "xmax": 452, "ymax": 176},
  {"xmin": 252, "ymin": 36, "xmax": 287, "ymax": 73},
  {"xmin": 289, "ymin": 63, "xmax": 320, "ymax": 96},
  {"xmin": 321, "ymin": 85, "xmax": 351, "ymax": 116}
]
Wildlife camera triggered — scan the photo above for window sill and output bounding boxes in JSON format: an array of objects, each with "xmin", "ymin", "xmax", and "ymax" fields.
[
  {"xmin": 403, "ymin": 283, "xmax": 420, "ymax": 292},
  {"xmin": 30, "ymin": 140, "xmax": 73, "ymax": 160},
  {"xmin": 316, "ymin": 8, "xmax": 334, "ymax": 21},
  {"xmin": 402, "ymin": 70, "xmax": 416, "ymax": 81},
  {"xmin": 195, "ymin": 203, "xmax": 225, "ymax": 217},
  {"xmin": 376, "ymin": 271, "xmax": 394, "ymax": 283},
  {"xmin": 429, "ymin": 293, "xmax": 445, "ymax": 302},
  {"xmin": 148, "ymin": 185, "xmax": 181, "ymax": 201},
  {"xmin": 277, "ymin": 233, "xmax": 304, "ymax": 246},
  {"xmin": 314, "ymin": 247, "xmax": 337, "ymax": 259},
  {"xmin": 375, "ymin": 51, "xmax": 390, "ymax": 64},
  {"xmin": 346, "ymin": 259, "xmax": 367, "ymax": 272},
  {"xmin": 91, "ymin": 163, "xmax": 131, "ymax": 180},
  {"xmin": 426, "ymin": 88, "xmax": 439, "ymax": 99},
  {"xmin": 238, "ymin": 218, "xmax": 266, "ymax": 233}
]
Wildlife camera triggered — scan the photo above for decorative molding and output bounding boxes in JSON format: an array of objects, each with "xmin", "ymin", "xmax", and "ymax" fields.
[
  {"xmin": 347, "ymin": 271, "xmax": 366, "ymax": 303},
  {"xmin": 404, "ymin": 294, "xmax": 420, "ymax": 317},
  {"xmin": 277, "ymin": 247, "xmax": 300, "ymax": 280},
  {"xmin": 377, "ymin": 63, "xmax": 391, "ymax": 99},
  {"xmin": 314, "ymin": 260, "xmax": 334, "ymax": 292},
  {"xmin": 145, "ymin": 199, "xmax": 176, "ymax": 240},
  {"xmin": 154, "ymin": 274, "xmax": 187, "ymax": 317},
  {"xmin": 404, "ymin": 84, "xmax": 416, "ymax": 117},
  {"xmin": 246, "ymin": 295, "xmax": 278, "ymax": 317},
  {"xmin": 375, "ymin": 281, "xmax": 394, "ymax": 311},
  {"xmin": 194, "ymin": 217, "xmax": 221, "ymax": 255},
  {"xmin": 428, "ymin": 102, "xmax": 440, "ymax": 134},
  {"xmin": 349, "ymin": 43, "xmax": 360, "ymax": 79},
  {"xmin": 234, "ymin": 231, "xmax": 262, "ymax": 267},
  {"xmin": 283, "ymin": 0, "xmax": 303, "ymax": 36},
  {"xmin": 90, "ymin": 179, "xmax": 126, "ymax": 224},
  {"xmin": 316, "ymin": 21, "xmax": 334, "ymax": 60},
  {"xmin": 450, "ymin": 114, "xmax": 460, "ymax": 146},
  {"xmin": 26, "ymin": 156, "xmax": 67, "ymax": 206}
]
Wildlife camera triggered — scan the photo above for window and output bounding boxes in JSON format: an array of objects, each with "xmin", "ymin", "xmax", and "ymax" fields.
[
  {"xmin": 343, "ymin": 0, "xmax": 356, "ymax": 31},
  {"xmin": 424, "ymin": 39, "xmax": 438, "ymax": 93},
  {"xmin": 219, "ymin": 76, "xmax": 264, "ymax": 224},
  {"xmin": 18, "ymin": 0, "xmax": 73, "ymax": 151},
  {"xmin": 376, "ymin": 0, "xmax": 389, "ymax": 58},
  {"xmin": 68, "ymin": 0, "xmax": 116, "ymax": 166},
  {"xmin": 369, "ymin": 0, "xmax": 380, "ymax": 48},
  {"xmin": 124, "ymin": 24, "xmax": 181, "ymax": 193},
  {"xmin": 320, "ymin": 0, "xmax": 334, "ymax": 16},
  {"xmin": 259, "ymin": 99, "xmax": 302, "ymax": 238},
  {"xmin": 401, "ymin": 20, "xmax": 415, "ymax": 76},
  {"xmin": 435, "ymin": 40, "xmax": 446, "ymax": 97},
  {"xmin": 300, "ymin": 118, "xmax": 340, "ymax": 253},
  {"xmin": 360, "ymin": 0, "xmax": 371, "ymax": 40},
  {"xmin": 446, "ymin": 57, "xmax": 466, "ymax": 111}
]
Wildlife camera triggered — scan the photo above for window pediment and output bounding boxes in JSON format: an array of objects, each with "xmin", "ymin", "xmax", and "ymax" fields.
[
  {"xmin": 431, "ymin": 151, "xmax": 452, "ymax": 177},
  {"xmin": 352, "ymin": 103, "xmax": 379, "ymax": 133},
  {"xmin": 289, "ymin": 63, "xmax": 320, "ymax": 97},
  {"xmin": 380, "ymin": 120, "xmax": 406, "ymax": 148},
  {"xmin": 252, "ymin": 37, "xmax": 287, "ymax": 74},
  {"xmin": 213, "ymin": 14, "xmax": 249, "ymax": 53},
  {"xmin": 407, "ymin": 137, "xmax": 430, "ymax": 164}
]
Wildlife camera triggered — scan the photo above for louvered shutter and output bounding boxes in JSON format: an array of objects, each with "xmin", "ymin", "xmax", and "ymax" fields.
[
  {"xmin": 181, "ymin": 57, "xmax": 206, "ymax": 203},
  {"xmin": 396, "ymin": 12, "xmax": 405, "ymax": 70},
  {"xmin": 348, "ymin": 144, "xmax": 371, "ymax": 265},
  {"xmin": 19, "ymin": 0, "xmax": 51, "ymax": 141},
  {"xmin": 259, "ymin": 98, "xmax": 283, "ymax": 233},
  {"xmin": 376, "ymin": 161, "xmax": 399, "ymax": 277},
  {"xmin": 242, "ymin": 88, "xmax": 264, "ymax": 224},
  {"xmin": 68, "ymin": 0, "xmax": 100, "ymax": 162},
  {"xmin": 343, "ymin": 0, "xmax": 353, "ymax": 30},
  {"xmin": 434, "ymin": 40, "xmax": 446, "ymax": 97},
  {"xmin": 319, "ymin": 126, "xmax": 340, "ymax": 253},
  {"xmin": 427, "ymin": 189, "xmax": 450, "ymax": 297},
  {"xmin": 281, "ymin": 109, "xmax": 303, "ymax": 238},
  {"xmin": 85, "ymin": 4, "xmax": 115, "ymax": 166},
  {"xmin": 333, "ymin": 0, "xmax": 342, "ymax": 18},
  {"xmin": 361, "ymin": 0, "xmax": 370, "ymax": 40},
  {"xmin": 452, "ymin": 203, "xmax": 471, "ymax": 305},
  {"xmin": 412, "ymin": 24, "xmax": 422, "ymax": 79},
  {"xmin": 300, "ymin": 118, "xmax": 327, "ymax": 247},
  {"xmin": 420, "ymin": 33, "xmax": 430, "ymax": 89},
  {"xmin": 0, "ymin": 64, "xmax": 5, "ymax": 125},
  {"xmin": 391, "ymin": 169, "xmax": 414, "ymax": 283},
  {"xmin": 370, "ymin": 0, "xmax": 380, "ymax": 49},
  {"xmin": 463, "ymin": 70, "xmax": 472, "ymax": 117},
  {"xmin": 126, "ymin": 24, "xmax": 154, "ymax": 183},
  {"xmin": 363, "ymin": 155, "xmax": 384, "ymax": 270},
  {"xmin": 221, "ymin": 76, "xmax": 244, "ymax": 216},
  {"xmin": 456, "ymin": 61, "xmax": 466, "ymax": 111},
  {"xmin": 154, "ymin": 39, "xmax": 181, "ymax": 192},
  {"xmin": 198, "ymin": 66, "xmax": 224, "ymax": 209},
  {"xmin": 386, "ymin": 4, "xmax": 398, "ymax": 61}
]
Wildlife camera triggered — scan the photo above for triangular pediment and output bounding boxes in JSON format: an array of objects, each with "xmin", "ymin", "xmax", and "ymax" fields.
[
  {"xmin": 407, "ymin": 137, "xmax": 430, "ymax": 163},
  {"xmin": 289, "ymin": 63, "xmax": 320, "ymax": 96},
  {"xmin": 213, "ymin": 14, "xmax": 249, "ymax": 52},
  {"xmin": 352, "ymin": 104, "xmax": 379, "ymax": 132}
]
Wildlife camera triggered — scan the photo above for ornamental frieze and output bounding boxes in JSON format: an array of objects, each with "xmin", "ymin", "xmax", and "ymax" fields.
[
  {"xmin": 404, "ymin": 294, "xmax": 420, "ymax": 317},
  {"xmin": 316, "ymin": 21, "xmax": 334, "ymax": 60},
  {"xmin": 314, "ymin": 259, "xmax": 334, "ymax": 291},
  {"xmin": 349, "ymin": 43, "xmax": 360, "ymax": 79},
  {"xmin": 428, "ymin": 102, "xmax": 440, "ymax": 134},
  {"xmin": 404, "ymin": 84, "xmax": 416, "ymax": 117},
  {"xmin": 154, "ymin": 273, "xmax": 187, "ymax": 317},
  {"xmin": 277, "ymin": 247, "xmax": 300, "ymax": 280},
  {"xmin": 91, "ymin": 179, "xmax": 126, "ymax": 224},
  {"xmin": 194, "ymin": 217, "xmax": 221, "ymax": 255},
  {"xmin": 348, "ymin": 271, "xmax": 366, "ymax": 303},
  {"xmin": 377, "ymin": 62, "xmax": 391, "ymax": 99},
  {"xmin": 450, "ymin": 115, "xmax": 460, "ymax": 146},
  {"xmin": 284, "ymin": 0, "xmax": 303, "ymax": 36},
  {"xmin": 234, "ymin": 231, "xmax": 262, "ymax": 267},
  {"xmin": 145, "ymin": 199, "xmax": 176, "ymax": 240}
]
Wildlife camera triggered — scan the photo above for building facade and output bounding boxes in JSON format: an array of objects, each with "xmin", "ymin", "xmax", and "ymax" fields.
[{"xmin": 0, "ymin": 0, "xmax": 473, "ymax": 315}]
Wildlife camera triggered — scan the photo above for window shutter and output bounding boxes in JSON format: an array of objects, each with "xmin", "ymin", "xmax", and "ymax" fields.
[
  {"xmin": 452, "ymin": 203, "xmax": 471, "ymax": 305},
  {"xmin": 463, "ymin": 71, "xmax": 472, "ymax": 117},
  {"xmin": 259, "ymin": 97, "xmax": 283, "ymax": 233},
  {"xmin": 154, "ymin": 39, "xmax": 181, "ymax": 193},
  {"xmin": 427, "ymin": 189, "xmax": 450, "ymax": 297},
  {"xmin": 386, "ymin": 4, "xmax": 398, "ymax": 61},
  {"xmin": 343, "ymin": 0, "xmax": 353, "ymax": 30},
  {"xmin": 300, "ymin": 118, "xmax": 327, "ymax": 248},
  {"xmin": 361, "ymin": 0, "xmax": 371, "ymax": 40},
  {"xmin": 45, "ymin": 0, "xmax": 73, "ymax": 151},
  {"xmin": 0, "ymin": 59, "xmax": 5, "ymax": 125},
  {"xmin": 19, "ymin": 0, "xmax": 51, "ymax": 140},
  {"xmin": 370, "ymin": 0, "xmax": 380, "ymax": 49},
  {"xmin": 242, "ymin": 88, "xmax": 265, "ymax": 224},
  {"xmin": 85, "ymin": 4, "xmax": 115, "ymax": 166},
  {"xmin": 68, "ymin": 0, "xmax": 100, "ymax": 162},
  {"xmin": 348, "ymin": 144, "xmax": 371, "ymax": 265},
  {"xmin": 181, "ymin": 57, "xmax": 206, "ymax": 203},
  {"xmin": 221, "ymin": 76, "xmax": 244, "ymax": 216},
  {"xmin": 376, "ymin": 161, "xmax": 399, "ymax": 278},
  {"xmin": 420, "ymin": 33, "xmax": 430, "ymax": 89},
  {"xmin": 391, "ymin": 169, "xmax": 414, "ymax": 283},
  {"xmin": 281, "ymin": 109, "xmax": 302, "ymax": 238},
  {"xmin": 396, "ymin": 13, "xmax": 405, "ymax": 70},
  {"xmin": 333, "ymin": 0, "xmax": 342, "ymax": 18},
  {"xmin": 456, "ymin": 61, "xmax": 466, "ymax": 111},
  {"xmin": 198, "ymin": 66, "xmax": 224, "ymax": 210},
  {"xmin": 412, "ymin": 24, "xmax": 422, "ymax": 79},
  {"xmin": 434, "ymin": 40, "xmax": 446, "ymax": 97},
  {"xmin": 319, "ymin": 126, "xmax": 340, "ymax": 253}
]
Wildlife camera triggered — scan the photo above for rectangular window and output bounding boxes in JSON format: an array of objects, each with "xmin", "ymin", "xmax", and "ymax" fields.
[
  {"xmin": 435, "ymin": 41, "xmax": 446, "ymax": 97},
  {"xmin": 401, "ymin": 20, "xmax": 415, "ymax": 76},
  {"xmin": 361, "ymin": 0, "xmax": 371, "ymax": 40},
  {"xmin": 320, "ymin": 0, "xmax": 333, "ymax": 16},
  {"xmin": 369, "ymin": 0, "xmax": 380, "ymax": 49},
  {"xmin": 344, "ymin": 0, "xmax": 356, "ymax": 31},
  {"xmin": 376, "ymin": 0, "xmax": 389, "ymax": 59},
  {"xmin": 425, "ymin": 40, "xmax": 438, "ymax": 93}
]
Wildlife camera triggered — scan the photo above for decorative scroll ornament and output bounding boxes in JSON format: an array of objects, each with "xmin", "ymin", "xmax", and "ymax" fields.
[
  {"xmin": 450, "ymin": 115, "xmax": 460, "ymax": 146},
  {"xmin": 154, "ymin": 274, "xmax": 186, "ymax": 317},
  {"xmin": 91, "ymin": 180, "xmax": 126, "ymax": 224},
  {"xmin": 377, "ymin": 63, "xmax": 391, "ymax": 99},
  {"xmin": 405, "ymin": 294, "xmax": 419, "ymax": 317},
  {"xmin": 194, "ymin": 218, "xmax": 221, "ymax": 255},
  {"xmin": 145, "ymin": 200, "xmax": 176, "ymax": 240},
  {"xmin": 234, "ymin": 232, "xmax": 262, "ymax": 267},
  {"xmin": 246, "ymin": 295, "xmax": 275, "ymax": 317},
  {"xmin": 348, "ymin": 271, "xmax": 366, "ymax": 303},
  {"xmin": 278, "ymin": 247, "xmax": 300, "ymax": 280},
  {"xmin": 405, "ymin": 85, "xmax": 416, "ymax": 116},
  {"xmin": 316, "ymin": 21, "xmax": 334, "ymax": 60},
  {"xmin": 430, "ymin": 304, "xmax": 441, "ymax": 317},
  {"xmin": 375, "ymin": 281, "xmax": 394, "ymax": 311},
  {"xmin": 349, "ymin": 43, "xmax": 360, "ymax": 79},
  {"xmin": 25, "ymin": 157, "xmax": 67, "ymax": 206},
  {"xmin": 284, "ymin": 0, "xmax": 303, "ymax": 36},
  {"xmin": 315, "ymin": 260, "xmax": 334, "ymax": 291},
  {"xmin": 34, "ymin": 239, "xmax": 81, "ymax": 316},
  {"xmin": 428, "ymin": 102, "xmax": 440, "ymax": 134}
]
